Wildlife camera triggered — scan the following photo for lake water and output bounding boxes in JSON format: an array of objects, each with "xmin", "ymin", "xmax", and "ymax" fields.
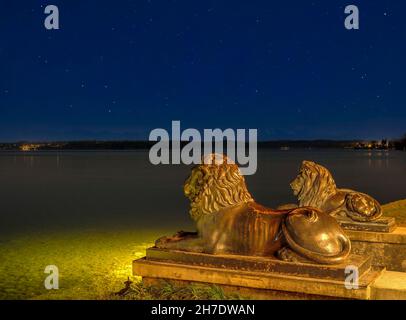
[{"xmin": 0, "ymin": 149, "xmax": 405, "ymax": 236}]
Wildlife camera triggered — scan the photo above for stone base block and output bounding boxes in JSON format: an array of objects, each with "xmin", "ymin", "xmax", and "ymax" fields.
[
  {"xmin": 347, "ymin": 227, "xmax": 406, "ymax": 272},
  {"xmin": 133, "ymin": 248, "xmax": 386, "ymax": 300},
  {"xmin": 145, "ymin": 247, "xmax": 371, "ymax": 281},
  {"xmin": 370, "ymin": 270, "xmax": 406, "ymax": 300},
  {"xmin": 337, "ymin": 216, "xmax": 396, "ymax": 233},
  {"xmin": 141, "ymin": 277, "xmax": 341, "ymax": 300}
]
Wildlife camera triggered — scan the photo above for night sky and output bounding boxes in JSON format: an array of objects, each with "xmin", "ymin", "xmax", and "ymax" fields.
[{"xmin": 0, "ymin": 0, "xmax": 405, "ymax": 141}]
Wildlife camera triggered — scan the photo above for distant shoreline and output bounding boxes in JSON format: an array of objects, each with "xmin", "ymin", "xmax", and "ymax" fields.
[{"xmin": 0, "ymin": 139, "xmax": 402, "ymax": 151}]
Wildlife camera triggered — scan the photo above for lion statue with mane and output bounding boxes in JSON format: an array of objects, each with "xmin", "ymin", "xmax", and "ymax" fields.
[
  {"xmin": 290, "ymin": 160, "xmax": 382, "ymax": 222},
  {"xmin": 156, "ymin": 154, "xmax": 351, "ymax": 265}
]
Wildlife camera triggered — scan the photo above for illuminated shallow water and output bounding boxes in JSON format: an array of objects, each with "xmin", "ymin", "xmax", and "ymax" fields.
[{"xmin": 0, "ymin": 228, "xmax": 164, "ymax": 300}]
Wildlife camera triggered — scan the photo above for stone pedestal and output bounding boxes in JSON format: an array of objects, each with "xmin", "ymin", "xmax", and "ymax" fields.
[
  {"xmin": 133, "ymin": 247, "xmax": 394, "ymax": 300},
  {"xmin": 145, "ymin": 247, "xmax": 371, "ymax": 281},
  {"xmin": 337, "ymin": 216, "xmax": 397, "ymax": 233},
  {"xmin": 370, "ymin": 270, "xmax": 406, "ymax": 300},
  {"xmin": 346, "ymin": 226, "xmax": 406, "ymax": 272}
]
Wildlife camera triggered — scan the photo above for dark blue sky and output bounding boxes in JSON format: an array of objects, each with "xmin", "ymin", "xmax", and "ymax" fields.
[{"xmin": 0, "ymin": 0, "xmax": 405, "ymax": 141}]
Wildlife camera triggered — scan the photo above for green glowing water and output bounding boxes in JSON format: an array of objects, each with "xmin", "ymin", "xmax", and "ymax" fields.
[{"xmin": 0, "ymin": 228, "xmax": 168, "ymax": 300}]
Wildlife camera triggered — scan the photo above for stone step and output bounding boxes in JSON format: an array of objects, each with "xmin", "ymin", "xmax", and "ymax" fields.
[
  {"xmin": 145, "ymin": 247, "xmax": 372, "ymax": 281},
  {"xmin": 370, "ymin": 270, "xmax": 406, "ymax": 299},
  {"xmin": 338, "ymin": 216, "xmax": 397, "ymax": 233},
  {"xmin": 347, "ymin": 226, "xmax": 406, "ymax": 272},
  {"xmin": 133, "ymin": 255, "xmax": 383, "ymax": 300}
]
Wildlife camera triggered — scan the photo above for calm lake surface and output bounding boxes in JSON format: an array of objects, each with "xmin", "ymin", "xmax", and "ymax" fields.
[{"xmin": 0, "ymin": 149, "xmax": 405, "ymax": 236}]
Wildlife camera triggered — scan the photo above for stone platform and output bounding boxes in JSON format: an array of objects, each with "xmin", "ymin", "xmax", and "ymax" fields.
[
  {"xmin": 325, "ymin": 214, "xmax": 406, "ymax": 272},
  {"xmin": 337, "ymin": 216, "xmax": 396, "ymax": 233},
  {"xmin": 133, "ymin": 247, "xmax": 400, "ymax": 300},
  {"xmin": 145, "ymin": 247, "xmax": 371, "ymax": 281},
  {"xmin": 346, "ymin": 226, "xmax": 406, "ymax": 272}
]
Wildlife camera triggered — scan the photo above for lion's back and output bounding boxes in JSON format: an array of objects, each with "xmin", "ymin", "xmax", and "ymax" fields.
[{"xmin": 199, "ymin": 203, "xmax": 285, "ymax": 256}]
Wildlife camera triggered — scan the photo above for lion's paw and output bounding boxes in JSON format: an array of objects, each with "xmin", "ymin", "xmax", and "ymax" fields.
[{"xmin": 277, "ymin": 247, "xmax": 305, "ymax": 263}]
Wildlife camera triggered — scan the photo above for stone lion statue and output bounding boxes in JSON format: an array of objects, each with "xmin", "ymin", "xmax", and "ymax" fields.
[
  {"xmin": 156, "ymin": 154, "xmax": 351, "ymax": 265},
  {"xmin": 290, "ymin": 160, "xmax": 382, "ymax": 222}
]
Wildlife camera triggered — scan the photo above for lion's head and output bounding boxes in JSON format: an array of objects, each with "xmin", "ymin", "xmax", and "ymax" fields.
[
  {"xmin": 290, "ymin": 161, "xmax": 337, "ymax": 208},
  {"xmin": 184, "ymin": 154, "xmax": 253, "ymax": 221}
]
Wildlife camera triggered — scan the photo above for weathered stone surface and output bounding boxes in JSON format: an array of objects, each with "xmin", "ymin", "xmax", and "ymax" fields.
[
  {"xmin": 146, "ymin": 247, "xmax": 371, "ymax": 281},
  {"xmin": 346, "ymin": 226, "xmax": 406, "ymax": 244},
  {"xmin": 382, "ymin": 200, "xmax": 406, "ymax": 225},
  {"xmin": 142, "ymin": 277, "xmax": 342, "ymax": 300},
  {"xmin": 370, "ymin": 270, "xmax": 406, "ymax": 300},
  {"xmin": 133, "ymin": 257, "xmax": 384, "ymax": 300},
  {"xmin": 346, "ymin": 227, "xmax": 406, "ymax": 272},
  {"xmin": 337, "ymin": 216, "xmax": 396, "ymax": 233}
]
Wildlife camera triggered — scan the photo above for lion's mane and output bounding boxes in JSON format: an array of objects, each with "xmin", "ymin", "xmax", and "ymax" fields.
[
  {"xmin": 296, "ymin": 161, "xmax": 337, "ymax": 208},
  {"xmin": 186, "ymin": 155, "xmax": 253, "ymax": 221}
]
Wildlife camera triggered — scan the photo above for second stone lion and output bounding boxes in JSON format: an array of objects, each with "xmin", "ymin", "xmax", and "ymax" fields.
[{"xmin": 290, "ymin": 160, "xmax": 382, "ymax": 222}]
